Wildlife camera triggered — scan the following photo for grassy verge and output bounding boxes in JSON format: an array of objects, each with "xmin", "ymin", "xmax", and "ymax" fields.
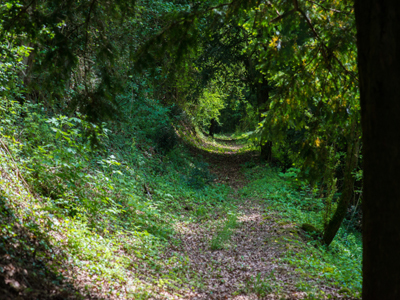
[
  {"xmin": 239, "ymin": 164, "xmax": 362, "ymax": 299},
  {"xmin": 178, "ymin": 126, "xmax": 256, "ymax": 154}
]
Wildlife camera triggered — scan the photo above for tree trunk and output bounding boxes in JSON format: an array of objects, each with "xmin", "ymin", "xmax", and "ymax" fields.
[
  {"xmin": 323, "ymin": 121, "xmax": 360, "ymax": 245},
  {"xmin": 355, "ymin": 1, "xmax": 400, "ymax": 298},
  {"xmin": 258, "ymin": 78, "xmax": 272, "ymax": 161},
  {"xmin": 209, "ymin": 118, "xmax": 216, "ymax": 138},
  {"xmin": 260, "ymin": 141, "xmax": 272, "ymax": 161}
]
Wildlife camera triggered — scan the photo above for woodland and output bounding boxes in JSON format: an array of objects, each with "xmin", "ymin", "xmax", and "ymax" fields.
[{"xmin": 0, "ymin": 0, "xmax": 399, "ymax": 299}]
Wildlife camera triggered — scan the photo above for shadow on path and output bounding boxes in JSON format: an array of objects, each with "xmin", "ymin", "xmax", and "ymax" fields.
[{"xmin": 183, "ymin": 138, "xmax": 260, "ymax": 188}]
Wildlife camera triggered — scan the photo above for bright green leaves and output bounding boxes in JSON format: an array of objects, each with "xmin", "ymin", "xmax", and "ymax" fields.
[
  {"xmin": 0, "ymin": 37, "xmax": 31, "ymax": 99},
  {"xmin": 194, "ymin": 82, "xmax": 227, "ymax": 128}
]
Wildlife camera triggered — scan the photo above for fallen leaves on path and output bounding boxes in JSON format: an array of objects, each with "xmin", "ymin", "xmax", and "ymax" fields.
[{"xmin": 158, "ymin": 142, "xmax": 352, "ymax": 300}]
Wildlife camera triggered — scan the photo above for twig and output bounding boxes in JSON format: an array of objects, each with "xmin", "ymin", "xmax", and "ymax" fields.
[
  {"xmin": 267, "ymin": 1, "xmax": 282, "ymax": 18},
  {"xmin": 271, "ymin": 9, "xmax": 296, "ymax": 23}
]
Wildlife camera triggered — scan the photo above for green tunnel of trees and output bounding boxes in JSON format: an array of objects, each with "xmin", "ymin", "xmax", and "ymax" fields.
[{"xmin": 1, "ymin": 0, "xmax": 400, "ymax": 298}]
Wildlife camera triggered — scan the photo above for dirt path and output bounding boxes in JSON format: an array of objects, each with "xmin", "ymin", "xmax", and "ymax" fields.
[
  {"xmin": 186, "ymin": 141, "xmax": 259, "ymax": 189},
  {"xmin": 166, "ymin": 203, "xmax": 302, "ymax": 299},
  {"xmin": 160, "ymin": 143, "xmax": 316, "ymax": 299}
]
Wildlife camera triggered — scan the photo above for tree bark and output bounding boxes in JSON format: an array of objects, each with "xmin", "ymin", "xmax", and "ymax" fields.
[
  {"xmin": 355, "ymin": 1, "xmax": 400, "ymax": 298},
  {"xmin": 260, "ymin": 141, "xmax": 272, "ymax": 161},
  {"xmin": 258, "ymin": 78, "xmax": 272, "ymax": 161},
  {"xmin": 323, "ymin": 121, "xmax": 360, "ymax": 245},
  {"xmin": 209, "ymin": 118, "xmax": 216, "ymax": 138}
]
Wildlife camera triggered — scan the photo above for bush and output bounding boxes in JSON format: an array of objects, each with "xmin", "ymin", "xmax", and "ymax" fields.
[
  {"xmin": 185, "ymin": 161, "xmax": 215, "ymax": 189},
  {"xmin": 151, "ymin": 125, "xmax": 178, "ymax": 154}
]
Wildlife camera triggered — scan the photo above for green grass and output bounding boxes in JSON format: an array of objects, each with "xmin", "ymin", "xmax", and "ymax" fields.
[
  {"xmin": 0, "ymin": 98, "xmax": 362, "ymax": 299},
  {"xmin": 179, "ymin": 126, "xmax": 256, "ymax": 154},
  {"xmin": 239, "ymin": 165, "xmax": 362, "ymax": 298},
  {"xmin": 210, "ymin": 211, "xmax": 239, "ymax": 250},
  {"xmin": 242, "ymin": 273, "xmax": 275, "ymax": 298}
]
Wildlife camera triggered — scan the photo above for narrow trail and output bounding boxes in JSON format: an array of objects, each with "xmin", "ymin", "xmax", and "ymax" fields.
[
  {"xmin": 160, "ymin": 140, "xmax": 324, "ymax": 300},
  {"xmin": 187, "ymin": 142, "xmax": 258, "ymax": 189}
]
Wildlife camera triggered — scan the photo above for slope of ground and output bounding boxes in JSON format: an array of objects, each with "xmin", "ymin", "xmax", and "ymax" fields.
[
  {"xmin": 1, "ymin": 127, "xmax": 361, "ymax": 300},
  {"xmin": 154, "ymin": 136, "xmax": 360, "ymax": 300}
]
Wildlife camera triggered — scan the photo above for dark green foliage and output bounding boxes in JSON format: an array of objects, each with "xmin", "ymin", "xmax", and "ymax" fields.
[
  {"xmin": 152, "ymin": 125, "xmax": 178, "ymax": 154},
  {"xmin": 1, "ymin": 0, "xmax": 136, "ymax": 119},
  {"xmin": 185, "ymin": 161, "xmax": 215, "ymax": 189},
  {"xmin": 0, "ymin": 194, "xmax": 13, "ymax": 218},
  {"xmin": 301, "ymin": 223, "xmax": 322, "ymax": 240},
  {"xmin": 301, "ymin": 223, "xmax": 320, "ymax": 233},
  {"xmin": 215, "ymin": 101, "xmax": 248, "ymax": 134},
  {"xmin": 112, "ymin": 81, "xmax": 179, "ymax": 155},
  {"xmin": 0, "ymin": 0, "xmax": 368, "ymax": 296}
]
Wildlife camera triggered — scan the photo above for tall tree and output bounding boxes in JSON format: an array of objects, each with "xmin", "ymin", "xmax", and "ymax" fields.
[{"xmin": 355, "ymin": 0, "xmax": 400, "ymax": 298}]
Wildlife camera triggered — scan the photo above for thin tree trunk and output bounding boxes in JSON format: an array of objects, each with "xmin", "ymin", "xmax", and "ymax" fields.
[
  {"xmin": 258, "ymin": 78, "xmax": 272, "ymax": 161},
  {"xmin": 323, "ymin": 120, "xmax": 360, "ymax": 245},
  {"xmin": 260, "ymin": 141, "xmax": 272, "ymax": 161},
  {"xmin": 355, "ymin": 0, "xmax": 400, "ymax": 298},
  {"xmin": 209, "ymin": 118, "xmax": 216, "ymax": 138}
]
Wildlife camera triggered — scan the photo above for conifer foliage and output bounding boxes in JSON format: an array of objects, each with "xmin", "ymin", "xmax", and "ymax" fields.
[{"xmin": 1, "ymin": 0, "xmax": 399, "ymax": 298}]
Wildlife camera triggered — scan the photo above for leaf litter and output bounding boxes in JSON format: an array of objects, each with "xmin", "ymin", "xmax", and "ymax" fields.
[
  {"xmin": 153, "ymin": 143, "xmax": 354, "ymax": 299},
  {"xmin": 1, "ymin": 138, "xmax": 356, "ymax": 299}
]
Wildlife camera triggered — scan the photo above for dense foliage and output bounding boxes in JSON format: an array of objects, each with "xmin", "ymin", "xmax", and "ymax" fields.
[{"xmin": 0, "ymin": 0, "xmax": 372, "ymax": 299}]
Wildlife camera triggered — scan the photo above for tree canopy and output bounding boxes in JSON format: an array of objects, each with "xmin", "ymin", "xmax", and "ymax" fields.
[{"xmin": 1, "ymin": 0, "xmax": 399, "ymax": 298}]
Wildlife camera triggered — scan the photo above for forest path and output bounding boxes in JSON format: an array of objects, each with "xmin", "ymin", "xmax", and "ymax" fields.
[
  {"xmin": 187, "ymin": 140, "xmax": 258, "ymax": 188},
  {"xmin": 161, "ymin": 140, "xmax": 314, "ymax": 300}
]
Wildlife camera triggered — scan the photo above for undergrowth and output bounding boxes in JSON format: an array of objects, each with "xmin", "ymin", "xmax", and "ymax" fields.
[
  {"xmin": 0, "ymin": 98, "xmax": 231, "ymax": 299},
  {"xmin": 1, "ymin": 97, "xmax": 362, "ymax": 299},
  {"xmin": 240, "ymin": 164, "xmax": 362, "ymax": 299},
  {"xmin": 210, "ymin": 211, "xmax": 239, "ymax": 250}
]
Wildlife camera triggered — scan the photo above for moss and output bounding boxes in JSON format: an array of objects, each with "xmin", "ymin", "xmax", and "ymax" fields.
[
  {"xmin": 278, "ymin": 220, "xmax": 290, "ymax": 226},
  {"xmin": 301, "ymin": 223, "xmax": 320, "ymax": 233},
  {"xmin": 339, "ymin": 287, "xmax": 351, "ymax": 294},
  {"xmin": 301, "ymin": 223, "xmax": 322, "ymax": 240}
]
